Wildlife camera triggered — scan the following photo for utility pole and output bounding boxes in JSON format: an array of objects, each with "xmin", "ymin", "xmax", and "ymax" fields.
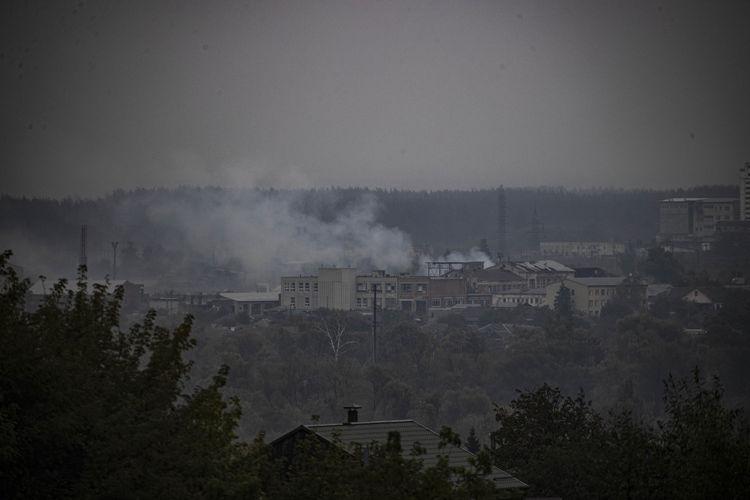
[
  {"xmin": 372, "ymin": 283, "xmax": 378, "ymax": 364},
  {"xmin": 111, "ymin": 241, "xmax": 119, "ymax": 280},
  {"xmin": 79, "ymin": 224, "xmax": 88, "ymax": 269}
]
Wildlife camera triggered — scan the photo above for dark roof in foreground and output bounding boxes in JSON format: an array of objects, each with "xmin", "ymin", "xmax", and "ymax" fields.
[{"xmin": 274, "ymin": 419, "xmax": 527, "ymax": 490}]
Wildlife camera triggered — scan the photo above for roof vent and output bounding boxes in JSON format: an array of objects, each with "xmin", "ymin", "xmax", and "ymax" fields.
[{"xmin": 343, "ymin": 404, "xmax": 362, "ymax": 424}]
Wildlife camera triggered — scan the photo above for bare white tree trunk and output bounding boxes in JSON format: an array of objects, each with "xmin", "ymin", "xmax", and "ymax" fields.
[{"xmin": 316, "ymin": 315, "xmax": 356, "ymax": 362}]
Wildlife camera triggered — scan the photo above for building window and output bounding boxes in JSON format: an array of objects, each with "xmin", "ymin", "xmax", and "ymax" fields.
[
  {"xmin": 290, "ymin": 297, "xmax": 296, "ymax": 309},
  {"xmin": 432, "ymin": 298, "xmax": 441, "ymax": 306},
  {"xmin": 290, "ymin": 283, "xmax": 295, "ymax": 292},
  {"xmin": 416, "ymin": 284, "xmax": 425, "ymax": 292},
  {"xmin": 304, "ymin": 296, "xmax": 310, "ymax": 307},
  {"xmin": 356, "ymin": 298, "xmax": 362, "ymax": 307},
  {"xmin": 362, "ymin": 298, "xmax": 368, "ymax": 307},
  {"xmin": 401, "ymin": 284, "xmax": 412, "ymax": 293},
  {"xmin": 284, "ymin": 283, "xmax": 289, "ymax": 292},
  {"xmin": 313, "ymin": 283, "xmax": 318, "ymax": 292},
  {"xmin": 304, "ymin": 282, "xmax": 310, "ymax": 292}
]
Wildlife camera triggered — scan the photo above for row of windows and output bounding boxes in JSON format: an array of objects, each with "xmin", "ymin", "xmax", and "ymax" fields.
[
  {"xmin": 400, "ymin": 283, "xmax": 427, "ymax": 293},
  {"xmin": 288, "ymin": 296, "xmax": 311, "ymax": 308},
  {"xmin": 589, "ymin": 288, "xmax": 614, "ymax": 296},
  {"xmin": 356, "ymin": 283, "xmax": 397, "ymax": 293},
  {"xmin": 430, "ymin": 297, "xmax": 465, "ymax": 307},
  {"xmin": 499, "ymin": 296, "xmax": 542, "ymax": 305},
  {"xmin": 284, "ymin": 281, "xmax": 319, "ymax": 293}
]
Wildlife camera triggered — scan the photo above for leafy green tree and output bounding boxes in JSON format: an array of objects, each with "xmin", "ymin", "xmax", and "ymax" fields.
[
  {"xmin": 465, "ymin": 427, "xmax": 481, "ymax": 454},
  {"xmin": 0, "ymin": 250, "xmax": 260, "ymax": 499},
  {"xmin": 641, "ymin": 247, "xmax": 685, "ymax": 284},
  {"xmin": 553, "ymin": 284, "xmax": 573, "ymax": 319},
  {"xmin": 492, "ymin": 384, "xmax": 607, "ymax": 498},
  {"xmin": 658, "ymin": 369, "xmax": 750, "ymax": 498}
]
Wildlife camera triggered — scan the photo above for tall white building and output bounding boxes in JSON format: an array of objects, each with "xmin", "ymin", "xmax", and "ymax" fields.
[{"xmin": 741, "ymin": 163, "xmax": 750, "ymax": 221}]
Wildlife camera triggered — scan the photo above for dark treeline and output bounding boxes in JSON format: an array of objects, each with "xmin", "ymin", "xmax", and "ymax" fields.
[{"xmin": 0, "ymin": 185, "xmax": 738, "ymax": 282}]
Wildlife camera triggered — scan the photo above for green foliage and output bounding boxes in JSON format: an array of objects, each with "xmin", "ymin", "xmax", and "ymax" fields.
[
  {"xmin": 493, "ymin": 371, "xmax": 750, "ymax": 498},
  {"xmin": 553, "ymin": 284, "xmax": 573, "ymax": 319},
  {"xmin": 0, "ymin": 251, "xmax": 261, "ymax": 499},
  {"xmin": 641, "ymin": 247, "xmax": 685, "ymax": 284}
]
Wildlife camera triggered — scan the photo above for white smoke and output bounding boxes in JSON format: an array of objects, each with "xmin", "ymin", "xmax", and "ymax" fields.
[{"xmin": 141, "ymin": 189, "xmax": 415, "ymax": 283}]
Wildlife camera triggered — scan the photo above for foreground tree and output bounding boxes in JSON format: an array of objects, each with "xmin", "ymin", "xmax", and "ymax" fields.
[
  {"xmin": 492, "ymin": 371, "xmax": 750, "ymax": 498},
  {"xmin": 0, "ymin": 251, "xmax": 261, "ymax": 498}
]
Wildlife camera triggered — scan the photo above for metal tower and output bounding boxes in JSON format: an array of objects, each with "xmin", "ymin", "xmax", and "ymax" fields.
[
  {"xmin": 496, "ymin": 186, "xmax": 506, "ymax": 261},
  {"xmin": 79, "ymin": 224, "xmax": 88, "ymax": 269}
]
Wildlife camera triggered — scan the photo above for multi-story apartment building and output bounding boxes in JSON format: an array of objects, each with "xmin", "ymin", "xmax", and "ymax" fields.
[{"xmin": 658, "ymin": 197, "xmax": 739, "ymax": 240}]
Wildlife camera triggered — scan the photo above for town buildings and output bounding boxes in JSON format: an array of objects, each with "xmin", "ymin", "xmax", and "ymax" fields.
[{"xmin": 279, "ymin": 260, "xmax": 584, "ymax": 315}]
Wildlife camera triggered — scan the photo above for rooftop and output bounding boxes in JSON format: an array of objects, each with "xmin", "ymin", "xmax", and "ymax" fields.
[
  {"xmin": 511, "ymin": 260, "xmax": 574, "ymax": 273},
  {"xmin": 219, "ymin": 291, "xmax": 280, "ymax": 302},
  {"xmin": 286, "ymin": 419, "xmax": 527, "ymax": 490},
  {"xmin": 661, "ymin": 197, "xmax": 738, "ymax": 203},
  {"xmin": 568, "ymin": 276, "xmax": 626, "ymax": 287}
]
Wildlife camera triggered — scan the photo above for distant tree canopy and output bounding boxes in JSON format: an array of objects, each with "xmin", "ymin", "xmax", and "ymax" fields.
[{"xmin": 0, "ymin": 184, "xmax": 737, "ymax": 280}]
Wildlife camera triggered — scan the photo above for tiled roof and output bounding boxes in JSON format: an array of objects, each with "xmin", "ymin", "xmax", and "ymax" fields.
[{"xmin": 303, "ymin": 419, "xmax": 527, "ymax": 489}]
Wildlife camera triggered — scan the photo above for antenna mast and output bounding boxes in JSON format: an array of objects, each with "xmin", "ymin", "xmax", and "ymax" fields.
[
  {"xmin": 111, "ymin": 241, "xmax": 119, "ymax": 280},
  {"xmin": 79, "ymin": 224, "xmax": 88, "ymax": 269}
]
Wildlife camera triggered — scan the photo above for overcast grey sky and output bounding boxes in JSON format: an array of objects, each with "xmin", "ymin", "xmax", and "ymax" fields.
[{"xmin": 2, "ymin": 0, "xmax": 749, "ymax": 197}]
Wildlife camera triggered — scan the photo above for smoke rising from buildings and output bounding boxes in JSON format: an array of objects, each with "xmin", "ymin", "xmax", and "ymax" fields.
[{"xmin": 104, "ymin": 188, "xmax": 417, "ymax": 284}]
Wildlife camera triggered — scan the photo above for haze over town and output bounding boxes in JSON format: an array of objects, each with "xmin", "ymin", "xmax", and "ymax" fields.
[
  {"xmin": 3, "ymin": 0, "xmax": 750, "ymax": 197},
  {"xmin": 3, "ymin": 2, "xmax": 750, "ymax": 498}
]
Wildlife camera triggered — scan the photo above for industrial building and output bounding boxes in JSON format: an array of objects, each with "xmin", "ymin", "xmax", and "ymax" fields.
[{"xmin": 279, "ymin": 259, "xmax": 584, "ymax": 315}]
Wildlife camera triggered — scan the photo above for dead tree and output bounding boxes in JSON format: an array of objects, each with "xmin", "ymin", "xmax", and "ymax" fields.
[{"xmin": 315, "ymin": 313, "xmax": 356, "ymax": 362}]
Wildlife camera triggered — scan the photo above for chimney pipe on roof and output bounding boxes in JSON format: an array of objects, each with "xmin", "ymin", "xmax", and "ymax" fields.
[{"xmin": 344, "ymin": 404, "xmax": 362, "ymax": 424}]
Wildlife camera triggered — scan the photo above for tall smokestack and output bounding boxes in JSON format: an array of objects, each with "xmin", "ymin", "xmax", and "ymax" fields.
[
  {"xmin": 79, "ymin": 224, "xmax": 88, "ymax": 269},
  {"xmin": 497, "ymin": 186, "xmax": 506, "ymax": 261}
]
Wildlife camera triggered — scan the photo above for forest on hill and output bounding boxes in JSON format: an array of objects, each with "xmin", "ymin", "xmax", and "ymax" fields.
[{"xmin": 0, "ymin": 185, "xmax": 738, "ymax": 288}]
